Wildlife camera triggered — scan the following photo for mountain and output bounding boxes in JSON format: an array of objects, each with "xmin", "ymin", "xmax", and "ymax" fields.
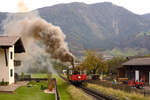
[
  {"xmin": 1, "ymin": 2, "xmax": 150, "ymax": 56},
  {"xmin": 142, "ymin": 13, "xmax": 150, "ymax": 21},
  {"xmin": 38, "ymin": 2, "xmax": 150, "ymax": 55}
]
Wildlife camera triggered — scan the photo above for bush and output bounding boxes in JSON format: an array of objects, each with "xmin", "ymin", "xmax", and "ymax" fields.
[
  {"xmin": 27, "ymin": 81, "xmax": 36, "ymax": 85},
  {"xmin": 21, "ymin": 72, "xmax": 24, "ymax": 80},
  {"xmin": 0, "ymin": 81, "xmax": 9, "ymax": 86},
  {"xmin": 5, "ymin": 82, "xmax": 9, "ymax": 85},
  {"xmin": 1, "ymin": 79, "xmax": 4, "ymax": 85},
  {"xmin": 40, "ymin": 85, "xmax": 47, "ymax": 90}
]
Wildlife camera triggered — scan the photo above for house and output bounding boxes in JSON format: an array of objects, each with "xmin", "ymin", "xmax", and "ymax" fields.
[
  {"xmin": 0, "ymin": 36, "xmax": 25, "ymax": 84},
  {"xmin": 118, "ymin": 57, "xmax": 150, "ymax": 85}
]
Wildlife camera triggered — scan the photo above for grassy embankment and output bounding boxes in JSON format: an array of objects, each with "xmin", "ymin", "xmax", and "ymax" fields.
[{"xmin": 87, "ymin": 83, "xmax": 150, "ymax": 100}]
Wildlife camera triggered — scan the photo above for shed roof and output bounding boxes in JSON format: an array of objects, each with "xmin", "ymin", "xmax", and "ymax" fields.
[
  {"xmin": 0, "ymin": 36, "xmax": 25, "ymax": 53},
  {"xmin": 122, "ymin": 58, "xmax": 150, "ymax": 66}
]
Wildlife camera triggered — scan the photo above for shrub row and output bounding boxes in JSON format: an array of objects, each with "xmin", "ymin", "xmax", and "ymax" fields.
[{"xmin": 0, "ymin": 81, "xmax": 9, "ymax": 86}]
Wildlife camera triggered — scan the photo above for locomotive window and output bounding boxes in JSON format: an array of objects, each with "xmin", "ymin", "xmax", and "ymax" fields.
[{"xmin": 73, "ymin": 71, "xmax": 80, "ymax": 75}]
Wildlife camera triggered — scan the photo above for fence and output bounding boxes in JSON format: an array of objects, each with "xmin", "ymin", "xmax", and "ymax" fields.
[{"xmin": 54, "ymin": 78, "xmax": 60, "ymax": 100}]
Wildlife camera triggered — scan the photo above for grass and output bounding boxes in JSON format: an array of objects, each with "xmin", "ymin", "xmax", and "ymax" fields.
[
  {"xmin": 87, "ymin": 83, "xmax": 150, "ymax": 100},
  {"xmin": 60, "ymin": 73, "xmax": 67, "ymax": 78},
  {"xmin": 0, "ymin": 81, "xmax": 55, "ymax": 100},
  {"xmin": 108, "ymin": 48, "xmax": 148, "ymax": 57},
  {"xmin": 31, "ymin": 74, "xmax": 48, "ymax": 78},
  {"xmin": 67, "ymin": 85, "xmax": 94, "ymax": 100}
]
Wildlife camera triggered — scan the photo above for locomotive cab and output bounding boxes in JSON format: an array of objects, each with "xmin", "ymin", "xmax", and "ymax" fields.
[{"xmin": 67, "ymin": 68, "xmax": 87, "ymax": 84}]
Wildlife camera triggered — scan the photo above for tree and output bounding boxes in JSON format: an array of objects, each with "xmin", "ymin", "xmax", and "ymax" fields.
[
  {"xmin": 77, "ymin": 50, "xmax": 108, "ymax": 74},
  {"xmin": 107, "ymin": 56, "xmax": 127, "ymax": 74},
  {"xmin": 52, "ymin": 61, "xmax": 68, "ymax": 73}
]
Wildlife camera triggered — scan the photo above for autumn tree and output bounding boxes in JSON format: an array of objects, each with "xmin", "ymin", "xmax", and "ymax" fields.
[
  {"xmin": 77, "ymin": 50, "xmax": 108, "ymax": 74},
  {"xmin": 107, "ymin": 56, "xmax": 127, "ymax": 74},
  {"xmin": 52, "ymin": 61, "xmax": 68, "ymax": 73}
]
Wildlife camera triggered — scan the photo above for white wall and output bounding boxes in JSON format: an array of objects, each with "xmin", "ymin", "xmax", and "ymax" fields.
[
  {"xmin": 0, "ymin": 48, "xmax": 9, "ymax": 82},
  {"xmin": 0, "ymin": 46, "xmax": 15, "ymax": 84},
  {"xmin": 8, "ymin": 46, "xmax": 14, "ymax": 84}
]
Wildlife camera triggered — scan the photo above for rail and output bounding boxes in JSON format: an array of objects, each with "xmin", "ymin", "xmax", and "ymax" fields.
[{"xmin": 54, "ymin": 78, "xmax": 60, "ymax": 100}]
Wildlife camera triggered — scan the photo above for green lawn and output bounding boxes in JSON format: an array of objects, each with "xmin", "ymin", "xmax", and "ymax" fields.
[
  {"xmin": 0, "ymin": 73, "xmax": 92, "ymax": 100},
  {"xmin": 0, "ymin": 81, "xmax": 55, "ymax": 100},
  {"xmin": 31, "ymin": 74, "xmax": 73, "ymax": 100},
  {"xmin": 31, "ymin": 74, "xmax": 48, "ymax": 78},
  {"xmin": 0, "ymin": 74, "xmax": 71, "ymax": 100}
]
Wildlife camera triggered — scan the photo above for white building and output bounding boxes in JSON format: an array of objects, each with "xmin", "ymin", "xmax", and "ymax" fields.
[{"xmin": 0, "ymin": 36, "xmax": 25, "ymax": 84}]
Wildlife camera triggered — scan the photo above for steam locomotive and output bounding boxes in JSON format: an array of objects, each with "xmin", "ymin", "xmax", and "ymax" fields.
[{"xmin": 67, "ymin": 68, "xmax": 87, "ymax": 84}]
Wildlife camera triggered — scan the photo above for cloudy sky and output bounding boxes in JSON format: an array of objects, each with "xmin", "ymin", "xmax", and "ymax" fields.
[{"xmin": 0, "ymin": 0, "xmax": 149, "ymax": 14}]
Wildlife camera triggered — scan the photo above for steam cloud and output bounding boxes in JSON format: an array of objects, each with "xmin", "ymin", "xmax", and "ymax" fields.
[
  {"xmin": 16, "ymin": 0, "xmax": 29, "ymax": 12},
  {"xmin": 2, "ymin": 0, "xmax": 74, "ymax": 65}
]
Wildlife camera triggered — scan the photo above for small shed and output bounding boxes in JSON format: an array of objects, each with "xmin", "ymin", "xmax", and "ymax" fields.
[
  {"xmin": 118, "ymin": 57, "xmax": 150, "ymax": 85},
  {"xmin": 0, "ymin": 36, "xmax": 25, "ymax": 84}
]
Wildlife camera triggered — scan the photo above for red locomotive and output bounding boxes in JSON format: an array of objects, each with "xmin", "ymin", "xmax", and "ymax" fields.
[{"xmin": 67, "ymin": 68, "xmax": 87, "ymax": 84}]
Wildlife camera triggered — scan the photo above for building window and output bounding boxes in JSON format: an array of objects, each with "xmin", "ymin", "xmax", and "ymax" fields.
[
  {"xmin": 10, "ymin": 69, "xmax": 13, "ymax": 77},
  {"xmin": 10, "ymin": 52, "xmax": 13, "ymax": 59}
]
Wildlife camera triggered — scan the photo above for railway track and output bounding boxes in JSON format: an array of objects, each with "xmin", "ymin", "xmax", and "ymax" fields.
[
  {"xmin": 78, "ymin": 85, "xmax": 118, "ymax": 100},
  {"xmin": 59, "ymin": 75, "xmax": 119, "ymax": 100}
]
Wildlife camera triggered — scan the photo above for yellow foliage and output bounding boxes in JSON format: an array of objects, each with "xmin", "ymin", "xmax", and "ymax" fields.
[{"xmin": 78, "ymin": 50, "xmax": 108, "ymax": 74}]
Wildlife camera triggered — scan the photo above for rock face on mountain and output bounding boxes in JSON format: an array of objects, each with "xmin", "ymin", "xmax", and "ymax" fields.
[{"xmin": 1, "ymin": 2, "xmax": 150, "ymax": 56}]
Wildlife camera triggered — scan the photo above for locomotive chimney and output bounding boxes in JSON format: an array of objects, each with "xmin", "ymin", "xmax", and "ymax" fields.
[{"xmin": 71, "ymin": 58, "xmax": 75, "ymax": 69}]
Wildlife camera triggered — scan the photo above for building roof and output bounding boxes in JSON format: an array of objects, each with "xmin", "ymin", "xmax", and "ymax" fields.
[
  {"xmin": 0, "ymin": 36, "xmax": 20, "ymax": 46},
  {"xmin": 0, "ymin": 36, "xmax": 25, "ymax": 53},
  {"xmin": 123, "ymin": 58, "xmax": 150, "ymax": 66}
]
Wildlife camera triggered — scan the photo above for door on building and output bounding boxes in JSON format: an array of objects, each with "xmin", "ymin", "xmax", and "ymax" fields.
[{"xmin": 145, "ymin": 71, "xmax": 149, "ymax": 85}]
